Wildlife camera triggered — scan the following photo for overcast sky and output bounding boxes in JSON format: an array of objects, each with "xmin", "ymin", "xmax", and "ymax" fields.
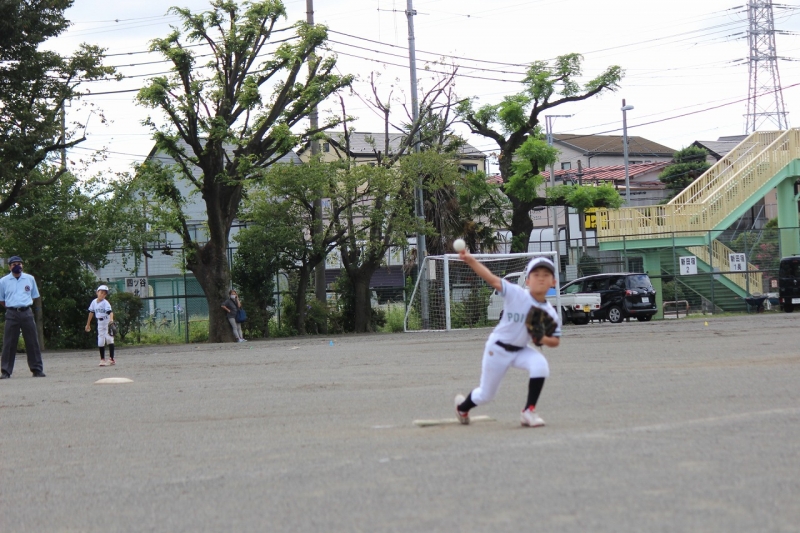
[{"xmin": 50, "ymin": 0, "xmax": 800, "ymax": 176}]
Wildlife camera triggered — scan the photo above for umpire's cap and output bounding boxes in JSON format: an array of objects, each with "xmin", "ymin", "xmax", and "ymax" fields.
[
  {"xmin": 523, "ymin": 257, "xmax": 556, "ymax": 278},
  {"xmin": 96, "ymin": 284, "xmax": 110, "ymax": 292},
  {"xmin": 7, "ymin": 256, "xmax": 22, "ymax": 264}
]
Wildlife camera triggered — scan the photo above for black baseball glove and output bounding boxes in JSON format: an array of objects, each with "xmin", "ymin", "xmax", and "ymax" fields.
[
  {"xmin": 108, "ymin": 321, "xmax": 118, "ymax": 337},
  {"xmin": 525, "ymin": 306, "xmax": 557, "ymax": 346}
]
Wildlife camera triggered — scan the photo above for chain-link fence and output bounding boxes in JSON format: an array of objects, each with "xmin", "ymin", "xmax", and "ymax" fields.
[
  {"xmin": 96, "ymin": 246, "xmax": 412, "ymax": 341},
  {"xmin": 568, "ymin": 226, "xmax": 796, "ymax": 318},
  {"xmin": 95, "ymin": 225, "xmax": 797, "ymax": 341}
]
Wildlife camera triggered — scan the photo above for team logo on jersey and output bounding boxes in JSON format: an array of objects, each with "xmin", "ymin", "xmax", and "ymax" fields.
[{"xmin": 25, "ymin": 285, "xmax": 30, "ymax": 292}]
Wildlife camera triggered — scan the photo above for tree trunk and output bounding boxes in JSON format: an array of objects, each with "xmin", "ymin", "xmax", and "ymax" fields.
[
  {"xmin": 351, "ymin": 266, "xmax": 378, "ymax": 333},
  {"xmin": 186, "ymin": 241, "xmax": 237, "ymax": 343},
  {"xmin": 509, "ymin": 197, "xmax": 535, "ymax": 253},
  {"xmin": 293, "ymin": 267, "xmax": 311, "ymax": 335},
  {"xmin": 499, "ymin": 149, "xmax": 536, "ymax": 253}
]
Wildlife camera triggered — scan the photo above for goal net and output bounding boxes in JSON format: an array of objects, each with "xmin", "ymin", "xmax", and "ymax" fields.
[{"xmin": 404, "ymin": 251, "xmax": 560, "ymax": 332}]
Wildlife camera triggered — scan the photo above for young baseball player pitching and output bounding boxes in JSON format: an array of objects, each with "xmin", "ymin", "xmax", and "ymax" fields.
[
  {"xmin": 455, "ymin": 251, "xmax": 561, "ymax": 427},
  {"xmin": 85, "ymin": 285, "xmax": 116, "ymax": 366}
]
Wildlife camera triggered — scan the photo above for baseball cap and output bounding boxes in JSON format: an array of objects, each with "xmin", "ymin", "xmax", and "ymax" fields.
[
  {"xmin": 8, "ymin": 256, "xmax": 22, "ymax": 264},
  {"xmin": 97, "ymin": 285, "xmax": 109, "ymax": 292},
  {"xmin": 523, "ymin": 257, "xmax": 556, "ymax": 278}
]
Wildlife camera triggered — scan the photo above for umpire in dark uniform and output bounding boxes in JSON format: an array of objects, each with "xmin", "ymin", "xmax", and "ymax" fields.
[{"xmin": 0, "ymin": 256, "xmax": 45, "ymax": 378}]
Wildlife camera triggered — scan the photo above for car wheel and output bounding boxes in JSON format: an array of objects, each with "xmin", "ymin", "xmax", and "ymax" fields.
[
  {"xmin": 636, "ymin": 315, "xmax": 652, "ymax": 322},
  {"xmin": 783, "ymin": 304, "xmax": 794, "ymax": 313},
  {"xmin": 607, "ymin": 305, "xmax": 624, "ymax": 323},
  {"xmin": 571, "ymin": 317, "xmax": 589, "ymax": 325}
]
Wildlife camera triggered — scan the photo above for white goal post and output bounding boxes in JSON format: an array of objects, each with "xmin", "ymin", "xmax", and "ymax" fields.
[{"xmin": 404, "ymin": 251, "xmax": 561, "ymax": 332}]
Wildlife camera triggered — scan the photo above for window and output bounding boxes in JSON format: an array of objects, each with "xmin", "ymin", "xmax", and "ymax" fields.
[
  {"xmin": 563, "ymin": 282, "xmax": 582, "ymax": 294},
  {"xmin": 460, "ymin": 163, "xmax": 478, "ymax": 173},
  {"xmin": 585, "ymin": 278, "xmax": 609, "ymax": 292},
  {"xmin": 323, "ymin": 142, "xmax": 330, "ymax": 152},
  {"xmin": 561, "ymin": 162, "xmax": 572, "ymax": 170}
]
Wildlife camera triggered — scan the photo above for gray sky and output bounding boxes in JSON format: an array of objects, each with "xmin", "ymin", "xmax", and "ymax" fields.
[{"xmin": 51, "ymin": 0, "xmax": 800, "ymax": 175}]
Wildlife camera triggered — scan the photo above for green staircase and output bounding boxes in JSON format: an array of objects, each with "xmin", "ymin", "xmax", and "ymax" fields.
[
  {"xmin": 656, "ymin": 248, "xmax": 745, "ymax": 313},
  {"xmin": 596, "ymin": 130, "xmax": 800, "ymax": 313}
]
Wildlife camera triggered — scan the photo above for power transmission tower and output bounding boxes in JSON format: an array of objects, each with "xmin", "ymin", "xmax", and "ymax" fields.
[{"xmin": 745, "ymin": 0, "xmax": 790, "ymax": 132}]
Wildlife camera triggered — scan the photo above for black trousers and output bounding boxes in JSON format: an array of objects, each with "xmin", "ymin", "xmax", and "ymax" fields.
[{"xmin": 1, "ymin": 307, "xmax": 43, "ymax": 375}]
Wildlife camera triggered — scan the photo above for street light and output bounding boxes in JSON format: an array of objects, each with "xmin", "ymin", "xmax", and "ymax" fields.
[{"xmin": 621, "ymin": 99, "xmax": 634, "ymax": 205}]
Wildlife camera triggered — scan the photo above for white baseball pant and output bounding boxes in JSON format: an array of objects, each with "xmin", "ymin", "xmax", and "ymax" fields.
[
  {"xmin": 469, "ymin": 337, "xmax": 549, "ymax": 406},
  {"xmin": 97, "ymin": 318, "xmax": 114, "ymax": 347}
]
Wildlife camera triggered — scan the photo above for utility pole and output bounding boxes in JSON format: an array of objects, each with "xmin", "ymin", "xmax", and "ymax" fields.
[
  {"xmin": 406, "ymin": 0, "xmax": 429, "ymax": 327},
  {"xmin": 577, "ymin": 159, "xmax": 587, "ymax": 253},
  {"xmin": 621, "ymin": 99, "xmax": 633, "ymax": 205},
  {"xmin": 745, "ymin": 0, "xmax": 789, "ymax": 132},
  {"xmin": 307, "ymin": 0, "xmax": 327, "ymax": 332},
  {"xmin": 545, "ymin": 115, "xmax": 571, "ymax": 261}
]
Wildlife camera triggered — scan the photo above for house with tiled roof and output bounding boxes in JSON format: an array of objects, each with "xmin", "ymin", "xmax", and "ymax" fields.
[
  {"xmin": 297, "ymin": 132, "xmax": 486, "ymax": 173},
  {"xmin": 552, "ymin": 133, "xmax": 675, "ymax": 170},
  {"xmin": 691, "ymin": 135, "xmax": 748, "ymax": 163}
]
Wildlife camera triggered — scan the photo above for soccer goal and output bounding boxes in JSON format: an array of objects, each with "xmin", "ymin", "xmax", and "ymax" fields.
[{"xmin": 404, "ymin": 251, "xmax": 560, "ymax": 332}]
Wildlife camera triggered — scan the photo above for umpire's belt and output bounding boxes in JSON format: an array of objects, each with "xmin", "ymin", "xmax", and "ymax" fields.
[
  {"xmin": 495, "ymin": 341, "xmax": 523, "ymax": 352},
  {"xmin": 8, "ymin": 306, "xmax": 30, "ymax": 311}
]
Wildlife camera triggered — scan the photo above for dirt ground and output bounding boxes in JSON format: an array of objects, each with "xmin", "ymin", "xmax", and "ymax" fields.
[{"xmin": 1, "ymin": 314, "xmax": 799, "ymax": 532}]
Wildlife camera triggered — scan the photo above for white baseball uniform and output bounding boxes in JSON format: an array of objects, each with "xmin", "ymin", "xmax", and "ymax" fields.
[
  {"xmin": 89, "ymin": 298, "xmax": 114, "ymax": 347},
  {"xmin": 469, "ymin": 279, "xmax": 561, "ymax": 406}
]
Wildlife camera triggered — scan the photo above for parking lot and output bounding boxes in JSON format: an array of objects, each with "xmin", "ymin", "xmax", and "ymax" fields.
[{"xmin": 1, "ymin": 314, "xmax": 799, "ymax": 532}]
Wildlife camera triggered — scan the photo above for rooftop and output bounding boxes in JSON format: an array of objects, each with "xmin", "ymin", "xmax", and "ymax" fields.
[
  {"xmin": 553, "ymin": 134, "xmax": 675, "ymax": 157},
  {"xmin": 487, "ymin": 161, "xmax": 669, "ymax": 188},
  {"xmin": 692, "ymin": 135, "xmax": 749, "ymax": 160},
  {"xmin": 320, "ymin": 132, "xmax": 485, "ymax": 158}
]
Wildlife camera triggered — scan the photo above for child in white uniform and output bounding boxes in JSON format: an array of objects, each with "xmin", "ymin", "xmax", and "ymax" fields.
[
  {"xmin": 85, "ymin": 285, "xmax": 116, "ymax": 366},
  {"xmin": 455, "ymin": 252, "xmax": 561, "ymax": 427}
]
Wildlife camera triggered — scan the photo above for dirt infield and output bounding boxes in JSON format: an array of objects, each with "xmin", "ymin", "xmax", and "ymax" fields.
[{"xmin": 1, "ymin": 314, "xmax": 799, "ymax": 532}]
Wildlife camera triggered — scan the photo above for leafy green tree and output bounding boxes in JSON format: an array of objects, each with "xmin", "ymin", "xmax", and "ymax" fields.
[
  {"xmin": 458, "ymin": 54, "xmax": 622, "ymax": 251},
  {"xmin": 0, "ymin": 0, "xmax": 114, "ymax": 212},
  {"xmin": 544, "ymin": 183, "xmax": 624, "ymax": 210},
  {"xmin": 135, "ymin": 0, "xmax": 352, "ymax": 342},
  {"xmin": 231, "ymin": 223, "xmax": 285, "ymax": 339},
  {"xmin": 237, "ymin": 160, "xmax": 352, "ymax": 334},
  {"xmin": 659, "ymin": 145, "xmax": 712, "ymax": 197},
  {"xmin": 334, "ymin": 153, "xmax": 425, "ymax": 332},
  {"xmin": 109, "ymin": 292, "xmax": 144, "ymax": 342},
  {"xmin": 0, "ymin": 170, "xmax": 130, "ymax": 348},
  {"xmin": 452, "ymin": 170, "xmax": 511, "ymax": 253}
]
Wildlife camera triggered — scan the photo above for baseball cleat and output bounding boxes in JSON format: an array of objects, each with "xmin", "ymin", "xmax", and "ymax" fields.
[
  {"xmin": 520, "ymin": 407, "xmax": 545, "ymax": 427},
  {"xmin": 99, "ymin": 360, "xmax": 107, "ymax": 367},
  {"xmin": 454, "ymin": 394, "xmax": 470, "ymax": 425}
]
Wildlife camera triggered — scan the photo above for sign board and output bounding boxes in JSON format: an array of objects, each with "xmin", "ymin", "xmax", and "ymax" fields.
[
  {"xmin": 124, "ymin": 277, "xmax": 148, "ymax": 297},
  {"xmin": 729, "ymin": 253, "xmax": 746, "ymax": 272},
  {"xmin": 584, "ymin": 208, "xmax": 597, "ymax": 230},
  {"xmin": 679, "ymin": 256, "xmax": 697, "ymax": 275}
]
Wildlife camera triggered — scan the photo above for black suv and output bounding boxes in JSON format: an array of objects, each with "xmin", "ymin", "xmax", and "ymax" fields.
[
  {"xmin": 778, "ymin": 256, "xmax": 800, "ymax": 312},
  {"xmin": 561, "ymin": 273, "xmax": 658, "ymax": 323}
]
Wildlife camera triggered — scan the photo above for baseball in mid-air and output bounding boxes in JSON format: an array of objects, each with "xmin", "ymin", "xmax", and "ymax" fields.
[{"xmin": 453, "ymin": 238, "xmax": 466, "ymax": 252}]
